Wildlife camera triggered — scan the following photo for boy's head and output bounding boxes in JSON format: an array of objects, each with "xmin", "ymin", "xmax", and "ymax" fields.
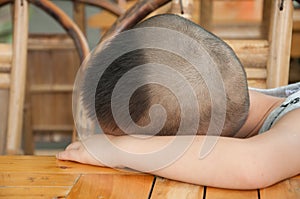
[{"xmin": 82, "ymin": 14, "xmax": 249, "ymax": 137}]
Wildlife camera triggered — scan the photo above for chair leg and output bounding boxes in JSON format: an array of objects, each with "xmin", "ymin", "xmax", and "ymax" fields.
[
  {"xmin": 23, "ymin": 96, "xmax": 34, "ymax": 155},
  {"xmin": 266, "ymin": 0, "xmax": 293, "ymax": 88},
  {"xmin": 0, "ymin": 90, "xmax": 9, "ymax": 154},
  {"xmin": 6, "ymin": 0, "xmax": 29, "ymax": 154}
]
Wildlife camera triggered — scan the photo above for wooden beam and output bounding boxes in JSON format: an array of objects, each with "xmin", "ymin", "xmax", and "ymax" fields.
[
  {"xmin": 6, "ymin": 0, "xmax": 29, "ymax": 154},
  {"xmin": 0, "ymin": 73, "xmax": 10, "ymax": 89},
  {"xmin": 30, "ymin": 84, "xmax": 74, "ymax": 93},
  {"xmin": 73, "ymin": 1, "xmax": 86, "ymax": 36},
  {"xmin": 267, "ymin": 0, "xmax": 293, "ymax": 88}
]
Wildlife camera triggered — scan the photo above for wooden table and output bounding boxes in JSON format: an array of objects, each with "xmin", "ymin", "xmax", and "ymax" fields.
[{"xmin": 0, "ymin": 156, "xmax": 299, "ymax": 199}]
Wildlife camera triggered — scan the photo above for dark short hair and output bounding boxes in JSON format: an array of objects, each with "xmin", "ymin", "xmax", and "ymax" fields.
[{"xmin": 82, "ymin": 14, "xmax": 249, "ymax": 136}]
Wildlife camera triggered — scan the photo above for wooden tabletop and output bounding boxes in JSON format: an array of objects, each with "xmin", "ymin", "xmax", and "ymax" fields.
[{"xmin": 0, "ymin": 156, "xmax": 299, "ymax": 199}]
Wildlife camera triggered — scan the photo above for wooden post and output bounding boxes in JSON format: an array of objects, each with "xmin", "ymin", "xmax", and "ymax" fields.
[
  {"xmin": 267, "ymin": 0, "xmax": 293, "ymax": 88},
  {"xmin": 0, "ymin": 90, "xmax": 9, "ymax": 154},
  {"xmin": 73, "ymin": 1, "xmax": 86, "ymax": 36},
  {"xmin": 6, "ymin": 0, "xmax": 29, "ymax": 154},
  {"xmin": 261, "ymin": 0, "xmax": 272, "ymax": 39},
  {"xmin": 199, "ymin": 0, "xmax": 213, "ymax": 31}
]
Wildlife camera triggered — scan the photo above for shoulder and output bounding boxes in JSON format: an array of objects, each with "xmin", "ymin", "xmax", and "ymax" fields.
[
  {"xmin": 269, "ymin": 107, "xmax": 300, "ymax": 133},
  {"xmin": 259, "ymin": 90, "xmax": 300, "ymax": 134}
]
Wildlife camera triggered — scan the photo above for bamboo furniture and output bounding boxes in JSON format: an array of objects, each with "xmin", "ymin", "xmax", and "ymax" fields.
[
  {"xmin": 0, "ymin": 44, "xmax": 11, "ymax": 154},
  {"xmin": 291, "ymin": 8, "xmax": 300, "ymax": 57},
  {"xmin": 199, "ymin": 0, "xmax": 293, "ymax": 88},
  {"xmin": 0, "ymin": 0, "xmax": 124, "ymax": 154},
  {"xmin": 24, "ymin": 0, "xmax": 124, "ymax": 154},
  {"xmin": 102, "ymin": 0, "xmax": 293, "ymax": 88},
  {"xmin": 0, "ymin": 156, "xmax": 299, "ymax": 198},
  {"xmin": 0, "ymin": 0, "xmax": 29, "ymax": 155}
]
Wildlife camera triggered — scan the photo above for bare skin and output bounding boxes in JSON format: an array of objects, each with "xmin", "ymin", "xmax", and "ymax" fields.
[{"xmin": 57, "ymin": 91, "xmax": 300, "ymax": 189}]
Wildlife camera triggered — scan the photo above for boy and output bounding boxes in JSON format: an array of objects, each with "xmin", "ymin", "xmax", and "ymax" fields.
[{"xmin": 57, "ymin": 14, "xmax": 300, "ymax": 189}]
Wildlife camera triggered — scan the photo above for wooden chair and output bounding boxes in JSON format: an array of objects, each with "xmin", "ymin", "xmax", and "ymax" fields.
[
  {"xmin": 0, "ymin": 0, "xmax": 28, "ymax": 154},
  {"xmin": 199, "ymin": 0, "xmax": 293, "ymax": 88},
  {"xmin": 0, "ymin": 0, "xmax": 124, "ymax": 154},
  {"xmin": 0, "ymin": 44, "xmax": 11, "ymax": 154},
  {"xmin": 103, "ymin": 0, "xmax": 293, "ymax": 89}
]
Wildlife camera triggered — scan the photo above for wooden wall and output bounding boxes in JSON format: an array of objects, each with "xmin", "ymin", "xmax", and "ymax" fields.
[{"xmin": 25, "ymin": 34, "xmax": 80, "ymax": 151}]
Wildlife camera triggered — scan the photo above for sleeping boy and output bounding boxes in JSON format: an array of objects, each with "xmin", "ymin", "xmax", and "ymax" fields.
[{"xmin": 57, "ymin": 14, "xmax": 300, "ymax": 189}]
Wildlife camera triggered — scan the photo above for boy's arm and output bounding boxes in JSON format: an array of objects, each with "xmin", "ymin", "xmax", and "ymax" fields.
[{"xmin": 57, "ymin": 109, "xmax": 300, "ymax": 189}]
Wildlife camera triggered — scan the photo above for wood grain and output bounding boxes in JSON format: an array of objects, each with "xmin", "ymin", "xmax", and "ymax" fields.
[
  {"xmin": 292, "ymin": 7, "xmax": 300, "ymax": 55},
  {"xmin": 205, "ymin": 187, "xmax": 258, "ymax": 199},
  {"xmin": 247, "ymin": 79, "xmax": 267, "ymax": 89},
  {"xmin": 151, "ymin": 177, "xmax": 204, "ymax": 199},
  {"xmin": 0, "ymin": 44, "xmax": 12, "ymax": 72},
  {"xmin": 0, "ymin": 173, "xmax": 79, "ymax": 186},
  {"xmin": 0, "ymin": 156, "xmax": 300, "ymax": 199},
  {"xmin": 267, "ymin": 0, "xmax": 293, "ymax": 88},
  {"xmin": 0, "ymin": 90, "xmax": 9, "ymax": 154},
  {"xmin": 0, "ymin": 73, "xmax": 10, "ymax": 89},
  {"xmin": 225, "ymin": 39, "xmax": 269, "ymax": 68},
  {"xmin": 0, "ymin": 187, "xmax": 70, "ymax": 199},
  {"xmin": 245, "ymin": 68, "xmax": 267, "ymax": 79},
  {"xmin": 28, "ymin": 34, "xmax": 76, "ymax": 50},
  {"xmin": 73, "ymin": 1, "xmax": 86, "ymax": 36},
  {"xmin": 67, "ymin": 174, "xmax": 154, "ymax": 199},
  {"xmin": 26, "ymin": 35, "xmax": 80, "ymax": 138},
  {"xmin": 260, "ymin": 177, "xmax": 300, "ymax": 199},
  {"xmin": 0, "ymin": 156, "xmax": 141, "ymax": 175},
  {"xmin": 6, "ymin": 0, "xmax": 29, "ymax": 154}
]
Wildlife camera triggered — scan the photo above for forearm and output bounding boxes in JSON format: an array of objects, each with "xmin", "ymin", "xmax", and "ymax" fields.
[{"xmin": 113, "ymin": 135, "xmax": 255, "ymax": 189}]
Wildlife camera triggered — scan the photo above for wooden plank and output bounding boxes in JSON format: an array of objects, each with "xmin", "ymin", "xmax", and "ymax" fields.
[
  {"xmin": 247, "ymin": 79, "xmax": 267, "ymax": 89},
  {"xmin": 0, "ymin": 187, "xmax": 70, "ymax": 199},
  {"xmin": 0, "ymin": 156, "xmax": 142, "ymax": 175},
  {"xmin": 67, "ymin": 174, "xmax": 154, "ymax": 199},
  {"xmin": 33, "ymin": 125, "xmax": 74, "ymax": 132},
  {"xmin": 0, "ymin": 173, "xmax": 79, "ymax": 186},
  {"xmin": 212, "ymin": 25, "xmax": 262, "ymax": 39},
  {"xmin": 245, "ymin": 68, "xmax": 267, "ymax": 79},
  {"xmin": 26, "ymin": 47, "xmax": 79, "ymax": 134},
  {"xmin": 87, "ymin": 0, "xmax": 136, "ymax": 29},
  {"xmin": 205, "ymin": 187, "xmax": 258, "ymax": 199},
  {"xmin": 0, "ymin": 73, "xmax": 10, "ymax": 89},
  {"xmin": 291, "ymin": 32, "xmax": 300, "ymax": 57},
  {"xmin": 0, "ymin": 90, "xmax": 9, "ymax": 154},
  {"xmin": 28, "ymin": 34, "xmax": 76, "ymax": 50},
  {"xmin": 88, "ymin": 11, "xmax": 117, "ymax": 29},
  {"xmin": 0, "ymin": 44, "xmax": 12, "ymax": 72},
  {"xmin": 200, "ymin": 0, "xmax": 213, "ymax": 30},
  {"xmin": 31, "ymin": 93, "xmax": 74, "ymax": 129},
  {"xmin": 73, "ymin": 1, "xmax": 86, "ymax": 36},
  {"xmin": 6, "ymin": 0, "xmax": 29, "ymax": 154},
  {"xmin": 225, "ymin": 39, "xmax": 268, "ymax": 68},
  {"xmin": 261, "ymin": 0, "xmax": 272, "ymax": 39},
  {"xmin": 30, "ymin": 84, "xmax": 74, "ymax": 93},
  {"xmin": 0, "ymin": 63, "xmax": 11, "ymax": 73},
  {"xmin": 151, "ymin": 177, "xmax": 204, "ymax": 199},
  {"xmin": 266, "ymin": 0, "xmax": 293, "ymax": 88},
  {"xmin": 0, "ymin": 43, "xmax": 12, "ymax": 66},
  {"xmin": 293, "ymin": 9, "xmax": 300, "ymax": 30},
  {"xmin": 260, "ymin": 177, "xmax": 300, "ymax": 199}
]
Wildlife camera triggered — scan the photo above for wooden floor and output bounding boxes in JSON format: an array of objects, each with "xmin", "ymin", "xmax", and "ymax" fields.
[{"xmin": 0, "ymin": 156, "xmax": 299, "ymax": 199}]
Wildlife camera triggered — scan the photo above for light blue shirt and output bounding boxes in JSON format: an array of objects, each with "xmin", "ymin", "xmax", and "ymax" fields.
[{"xmin": 250, "ymin": 82, "xmax": 300, "ymax": 133}]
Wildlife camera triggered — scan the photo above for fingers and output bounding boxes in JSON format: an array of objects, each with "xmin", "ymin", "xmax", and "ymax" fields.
[
  {"xmin": 56, "ymin": 138, "xmax": 106, "ymax": 167},
  {"xmin": 56, "ymin": 141, "xmax": 82, "ymax": 161},
  {"xmin": 56, "ymin": 150, "xmax": 79, "ymax": 162},
  {"xmin": 65, "ymin": 141, "xmax": 82, "ymax": 150}
]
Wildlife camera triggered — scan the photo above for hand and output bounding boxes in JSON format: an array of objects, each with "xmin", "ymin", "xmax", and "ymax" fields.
[{"xmin": 56, "ymin": 141, "xmax": 104, "ymax": 167}]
